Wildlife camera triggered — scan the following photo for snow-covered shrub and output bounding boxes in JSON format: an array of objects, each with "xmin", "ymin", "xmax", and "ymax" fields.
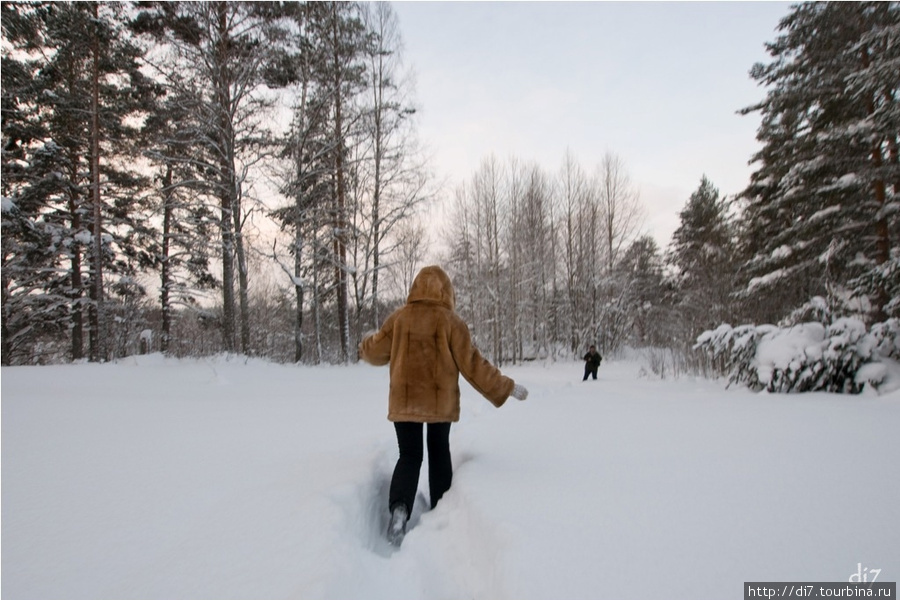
[
  {"xmin": 780, "ymin": 296, "xmax": 831, "ymax": 327},
  {"xmin": 869, "ymin": 319, "xmax": 900, "ymax": 359},
  {"xmin": 849, "ymin": 248, "xmax": 900, "ymax": 319},
  {"xmin": 695, "ymin": 318, "xmax": 899, "ymax": 394},
  {"xmin": 755, "ymin": 322, "xmax": 827, "ymax": 392},
  {"xmin": 695, "ymin": 324, "xmax": 767, "ymax": 388}
]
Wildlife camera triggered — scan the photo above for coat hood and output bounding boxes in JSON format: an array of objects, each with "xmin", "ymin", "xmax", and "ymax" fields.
[{"xmin": 407, "ymin": 265, "xmax": 455, "ymax": 311}]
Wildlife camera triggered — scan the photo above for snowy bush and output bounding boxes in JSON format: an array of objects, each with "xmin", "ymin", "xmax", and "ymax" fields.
[
  {"xmin": 781, "ymin": 296, "xmax": 832, "ymax": 328},
  {"xmin": 869, "ymin": 319, "xmax": 900, "ymax": 360},
  {"xmin": 695, "ymin": 324, "xmax": 769, "ymax": 389},
  {"xmin": 695, "ymin": 318, "xmax": 900, "ymax": 394}
]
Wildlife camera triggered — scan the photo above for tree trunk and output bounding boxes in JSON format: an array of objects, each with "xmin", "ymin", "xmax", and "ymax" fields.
[
  {"xmin": 160, "ymin": 164, "xmax": 173, "ymax": 353},
  {"xmin": 491, "ymin": 183, "xmax": 502, "ymax": 366},
  {"xmin": 1, "ymin": 271, "xmax": 11, "ymax": 365},
  {"xmin": 332, "ymin": 6, "xmax": 350, "ymax": 363},
  {"xmin": 294, "ymin": 230, "xmax": 304, "ymax": 363},
  {"xmin": 233, "ymin": 204, "xmax": 251, "ymax": 353},
  {"xmin": 68, "ymin": 153, "xmax": 84, "ymax": 361},
  {"xmin": 887, "ymin": 91, "xmax": 899, "ymax": 197},
  {"xmin": 215, "ymin": 2, "xmax": 236, "ymax": 352},
  {"xmin": 89, "ymin": 1, "xmax": 105, "ymax": 362},
  {"xmin": 369, "ymin": 15, "xmax": 385, "ymax": 332},
  {"xmin": 220, "ymin": 200, "xmax": 236, "ymax": 352},
  {"xmin": 313, "ymin": 246, "xmax": 322, "ymax": 364},
  {"xmin": 863, "ymin": 45, "xmax": 890, "ymax": 322},
  {"xmin": 371, "ymin": 93, "xmax": 382, "ymax": 331}
]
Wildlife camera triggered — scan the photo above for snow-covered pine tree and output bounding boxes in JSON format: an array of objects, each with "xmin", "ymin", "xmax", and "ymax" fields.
[
  {"xmin": 738, "ymin": 2, "xmax": 900, "ymax": 325},
  {"xmin": 847, "ymin": 10, "xmax": 900, "ymax": 319},
  {"xmin": 617, "ymin": 236, "xmax": 669, "ymax": 347},
  {"xmin": 2, "ymin": 1, "xmax": 161, "ymax": 364},
  {"xmin": 2, "ymin": 3, "xmax": 71, "ymax": 365},
  {"xmin": 669, "ymin": 176, "xmax": 738, "ymax": 337}
]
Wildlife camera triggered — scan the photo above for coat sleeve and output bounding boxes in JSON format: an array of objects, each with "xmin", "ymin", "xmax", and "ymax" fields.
[
  {"xmin": 359, "ymin": 311, "xmax": 397, "ymax": 366},
  {"xmin": 449, "ymin": 316, "xmax": 515, "ymax": 407}
]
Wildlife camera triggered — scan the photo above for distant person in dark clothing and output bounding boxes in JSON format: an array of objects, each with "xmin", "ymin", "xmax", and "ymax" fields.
[{"xmin": 583, "ymin": 345, "xmax": 602, "ymax": 380}]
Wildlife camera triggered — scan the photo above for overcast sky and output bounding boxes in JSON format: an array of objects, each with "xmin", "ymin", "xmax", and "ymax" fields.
[{"xmin": 390, "ymin": 1, "xmax": 793, "ymax": 249}]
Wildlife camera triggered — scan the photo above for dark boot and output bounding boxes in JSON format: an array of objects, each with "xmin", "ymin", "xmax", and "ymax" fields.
[{"xmin": 387, "ymin": 503, "xmax": 409, "ymax": 547}]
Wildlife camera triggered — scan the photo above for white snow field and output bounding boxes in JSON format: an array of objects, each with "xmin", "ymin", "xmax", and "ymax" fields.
[{"xmin": 2, "ymin": 354, "xmax": 898, "ymax": 600}]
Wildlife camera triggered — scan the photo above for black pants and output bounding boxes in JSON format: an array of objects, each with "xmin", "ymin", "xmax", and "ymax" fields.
[
  {"xmin": 584, "ymin": 363, "xmax": 598, "ymax": 380},
  {"xmin": 389, "ymin": 422, "xmax": 452, "ymax": 515}
]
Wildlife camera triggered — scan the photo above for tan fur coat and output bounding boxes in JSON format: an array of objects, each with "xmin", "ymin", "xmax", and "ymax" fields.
[{"xmin": 359, "ymin": 266, "xmax": 515, "ymax": 423}]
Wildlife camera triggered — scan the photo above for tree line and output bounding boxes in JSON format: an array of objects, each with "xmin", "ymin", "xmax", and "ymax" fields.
[
  {"xmin": 2, "ymin": 2, "xmax": 899, "ymax": 373},
  {"xmin": 438, "ymin": 2, "xmax": 899, "ymax": 375},
  {"xmin": 2, "ymin": 1, "xmax": 430, "ymax": 365}
]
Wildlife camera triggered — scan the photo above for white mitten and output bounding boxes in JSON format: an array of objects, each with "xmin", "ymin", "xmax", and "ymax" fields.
[{"xmin": 511, "ymin": 384, "xmax": 529, "ymax": 401}]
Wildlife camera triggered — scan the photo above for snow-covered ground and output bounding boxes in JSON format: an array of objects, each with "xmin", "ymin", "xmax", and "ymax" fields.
[{"xmin": 3, "ymin": 354, "xmax": 898, "ymax": 600}]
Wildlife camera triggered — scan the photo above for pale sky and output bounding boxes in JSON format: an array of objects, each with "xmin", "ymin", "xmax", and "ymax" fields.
[{"xmin": 391, "ymin": 1, "xmax": 792, "ymax": 249}]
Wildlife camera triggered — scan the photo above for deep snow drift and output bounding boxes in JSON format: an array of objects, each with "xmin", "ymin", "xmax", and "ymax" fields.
[{"xmin": 2, "ymin": 354, "xmax": 898, "ymax": 599}]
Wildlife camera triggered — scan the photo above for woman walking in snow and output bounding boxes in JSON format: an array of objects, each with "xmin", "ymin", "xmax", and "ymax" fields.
[{"xmin": 359, "ymin": 265, "xmax": 529, "ymax": 547}]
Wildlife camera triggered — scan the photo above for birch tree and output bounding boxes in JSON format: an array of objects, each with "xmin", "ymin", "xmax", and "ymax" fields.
[
  {"xmin": 595, "ymin": 151, "xmax": 644, "ymax": 352},
  {"xmin": 559, "ymin": 151, "xmax": 594, "ymax": 352},
  {"xmin": 353, "ymin": 1, "xmax": 429, "ymax": 335}
]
